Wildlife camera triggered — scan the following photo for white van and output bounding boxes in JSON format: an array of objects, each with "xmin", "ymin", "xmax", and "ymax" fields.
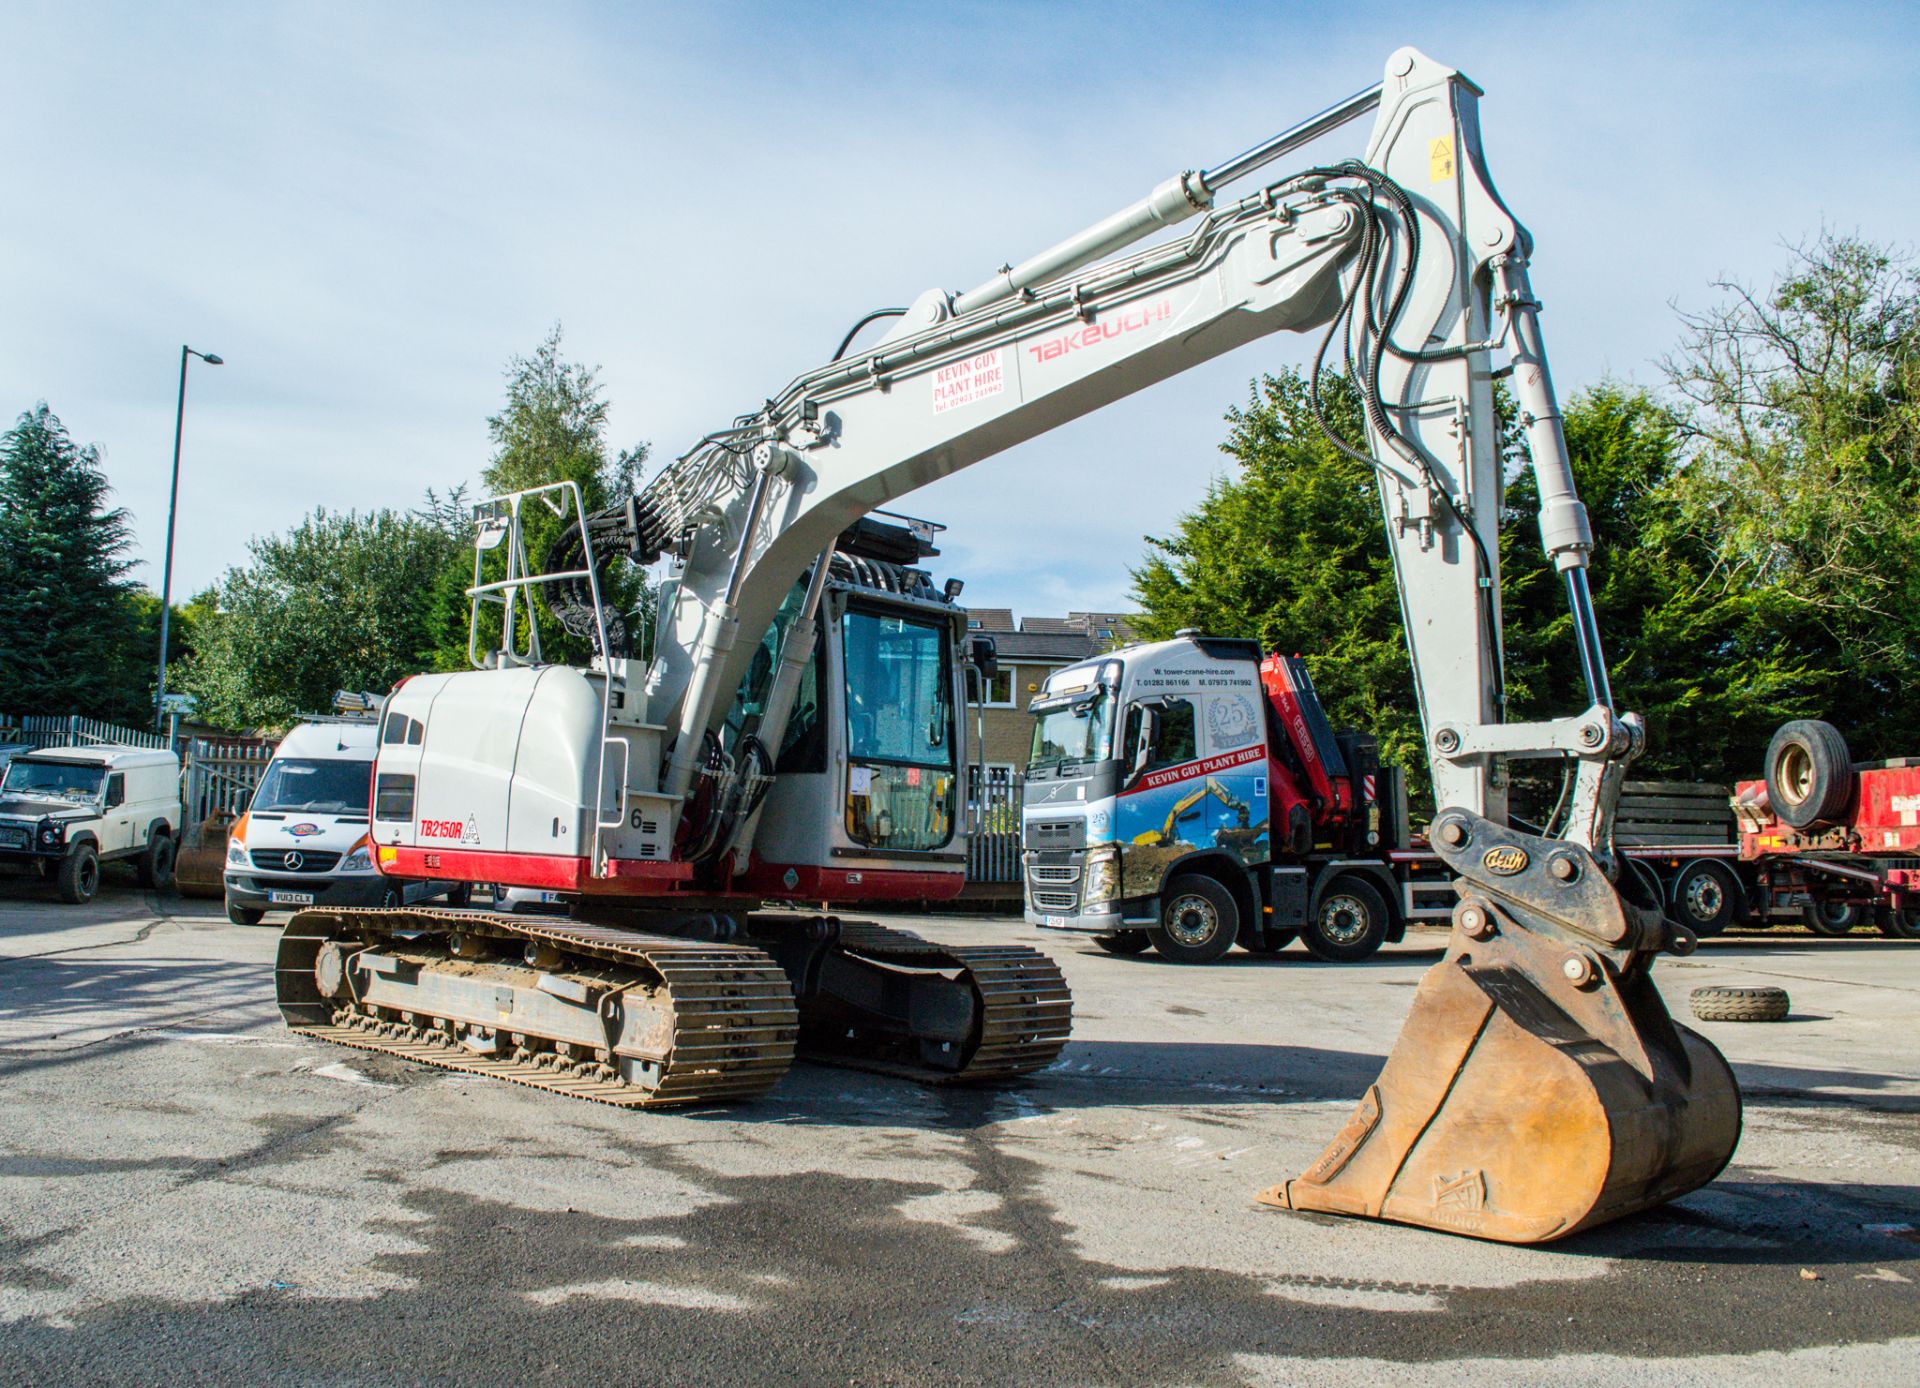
[
  {"xmin": 0, "ymin": 745, "xmax": 182, "ymax": 903},
  {"xmin": 223, "ymin": 719, "xmax": 462, "ymax": 925}
]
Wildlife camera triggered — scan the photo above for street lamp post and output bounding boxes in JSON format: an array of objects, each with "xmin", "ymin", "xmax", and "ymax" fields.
[{"xmin": 154, "ymin": 345, "xmax": 223, "ymax": 729}]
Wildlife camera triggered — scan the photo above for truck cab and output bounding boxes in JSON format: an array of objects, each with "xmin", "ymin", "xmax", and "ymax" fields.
[
  {"xmin": 1021, "ymin": 633, "xmax": 1414, "ymax": 963},
  {"xmin": 0, "ymin": 745, "xmax": 182, "ymax": 903}
]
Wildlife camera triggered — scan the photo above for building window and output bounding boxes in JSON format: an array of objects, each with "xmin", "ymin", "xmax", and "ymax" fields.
[
  {"xmin": 966, "ymin": 618, "xmax": 982, "ymax": 630},
  {"xmin": 977, "ymin": 667, "xmax": 1015, "ymax": 708}
]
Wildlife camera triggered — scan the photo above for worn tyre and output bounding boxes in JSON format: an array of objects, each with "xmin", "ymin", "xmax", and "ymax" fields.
[
  {"xmin": 1302, "ymin": 875, "xmax": 1391, "ymax": 963},
  {"xmin": 137, "ymin": 832, "xmax": 176, "ymax": 890},
  {"xmin": 226, "ymin": 899, "xmax": 266, "ymax": 926},
  {"xmin": 1150, "ymin": 875, "xmax": 1239, "ymax": 964},
  {"xmin": 1877, "ymin": 906, "xmax": 1920, "ymax": 940},
  {"xmin": 1669, "ymin": 859, "xmax": 1739, "ymax": 937},
  {"xmin": 1093, "ymin": 931, "xmax": 1152, "ymax": 956},
  {"xmin": 1690, "ymin": 984, "xmax": 1790, "ymax": 1023},
  {"xmin": 56, "ymin": 845, "xmax": 100, "ymax": 904},
  {"xmin": 1765, "ymin": 719, "xmax": 1853, "ymax": 830},
  {"xmin": 1801, "ymin": 896, "xmax": 1863, "ymax": 937}
]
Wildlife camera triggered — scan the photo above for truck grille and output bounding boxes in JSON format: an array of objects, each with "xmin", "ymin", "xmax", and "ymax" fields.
[
  {"xmin": 1029, "ymin": 864, "xmax": 1080, "ymax": 885},
  {"xmin": 0, "ymin": 825, "xmax": 28, "ymax": 849},
  {"xmin": 250, "ymin": 849, "xmax": 341, "ymax": 873},
  {"xmin": 1032, "ymin": 889, "xmax": 1079, "ymax": 911}
]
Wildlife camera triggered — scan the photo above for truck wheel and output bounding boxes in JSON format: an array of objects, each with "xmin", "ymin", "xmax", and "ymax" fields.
[
  {"xmin": 56, "ymin": 845, "xmax": 100, "ymax": 904},
  {"xmin": 226, "ymin": 899, "xmax": 266, "ymax": 926},
  {"xmin": 1670, "ymin": 859, "xmax": 1738, "ymax": 937},
  {"xmin": 1879, "ymin": 907, "xmax": 1920, "ymax": 940},
  {"xmin": 1689, "ymin": 984, "xmax": 1790, "ymax": 1023},
  {"xmin": 1801, "ymin": 897, "xmax": 1863, "ymax": 936},
  {"xmin": 1149, "ymin": 876, "xmax": 1239, "ymax": 964},
  {"xmin": 137, "ymin": 832, "xmax": 176, "ymax": 889},
  {"xmin": 1245, "ymin": 925, "xmax": 1300, "ymax": 954},
  {"xmin": 1302, "ymin": 875, "xmax": 1390, "ymax": 962},
  {"xmin": 1764, "ymin": 719, "xmax": 1853, "ymax": 829},
  {"xmin": 1093, "ymin": 931, "xmax": 1152, "ymax": 956}
]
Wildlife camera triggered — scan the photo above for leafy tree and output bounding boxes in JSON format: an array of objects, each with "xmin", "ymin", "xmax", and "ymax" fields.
[
  {"xmin": 177, "ymin": 510, "xmax": 462, "ymax": 729},
  {"xmin": 1662, "ymin": 233, "xmax": 1920, "ymax": 761},
  {"xmin": 0, "ymin": 404, "xmax": 148, "ymax": 721},
  {"xmin": 424, "ymin": 325, "xmax": 653, "ymax": 670}
]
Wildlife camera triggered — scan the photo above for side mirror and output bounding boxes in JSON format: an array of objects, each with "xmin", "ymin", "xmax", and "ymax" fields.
[
  {"xmin": 967, "ymin": 634, "xmax": 999, "ymax": 682},
  {"xmin": 1130, "ymin": 706, "xmax": 1160, "ymax": 782}
]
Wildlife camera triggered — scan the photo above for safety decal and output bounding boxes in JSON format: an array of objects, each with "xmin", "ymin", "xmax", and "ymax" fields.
[{"xmin": 1429, "ymin": 136, "xmax": 1454, "ymax": 182}]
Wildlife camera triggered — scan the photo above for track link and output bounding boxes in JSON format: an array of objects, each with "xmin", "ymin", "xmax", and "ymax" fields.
[
  {"xmin": 802, "ymin": 921, "xmax": 1073, "ymax": 1084},
  {"xmin": 278, "ymin": 909, "xmax": 797, "ymax": 1108}
]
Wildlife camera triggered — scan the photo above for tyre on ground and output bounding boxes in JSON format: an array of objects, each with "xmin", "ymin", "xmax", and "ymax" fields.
[
  {"xmin": 1878, "ymin": 906, "xmax": 1920, "ymax": 940},
  {"xmin": 56, "ymin": 844, "xmax": 100, "ymax": 904},
  {"xmin": 226, "ymin": 898, "xmax": 265, "ymax": 926},
  {"xmin": 137, "ymin": 831, "xmax": 176, "ymax": 890},
  {"xmin": 1669, "ymin": 859, "xmax": 1740, "ymax": 938},
  {"xmin": 1093, "ymin": 931, "xmax": 1152, "ymax": 956},
  {"xmin": 1764, "ymin": 719, "xmax": 1853, "ymax": 830},
  {"xmin": 1149, "ymin": 874, "xmax": 1239, "ymax": 964},
  {"xmin": 1300, "ymin": 874, "xmax": 1390, "ymax": 963},
  {"xmin": 1801, "ymin": 896, "xmax": 1864, "ymax": 937},
  {"xmin": 1689, "ymin": 984, "xmax": 1790, "ymax": 1022}
]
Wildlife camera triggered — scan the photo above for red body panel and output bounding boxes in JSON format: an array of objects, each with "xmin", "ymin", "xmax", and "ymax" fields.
[{"xmin": 1736, "ymin": 764, "xmax": 1920, "ymax": 858}]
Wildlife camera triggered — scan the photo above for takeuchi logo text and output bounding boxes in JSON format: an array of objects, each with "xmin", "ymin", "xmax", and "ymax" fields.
[
  {"xmin": 420, "ymin": 819, "xmax": 466, "ymax": 841},
  {"xmin": 1027, "ymin": 297, "xmax": 1173, "ymax": 364}
]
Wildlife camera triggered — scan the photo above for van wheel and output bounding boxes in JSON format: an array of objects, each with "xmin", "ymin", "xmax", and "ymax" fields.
[
  {"xmin": 1670, "ymin": 860, "xmax": 1739, "ymax": 937},
  {"xmin": 1093, "ymin": 931, "xmax": 1151, "ymax": 956},
  {"xmin": 57, "ymin": 845, "xmax": 100, "ymax": 904},
  {"xmin": 137, "ymin": 833, "xmax": 176, "ymax": 889},
  {"xmin": 1302, "ymin": 875, "xmax": 1390, "ymax": 962},
  {"xmin": 226, "ymin": 899, "xmax": 266, "ymax": 926},
  {"xmin": 1149, "ymin": 876, "xmax": 1239, "ymax": 964},
  {"xmin": 1765, "ymin": 719, "xmax": 1853, "ymax": 829}
]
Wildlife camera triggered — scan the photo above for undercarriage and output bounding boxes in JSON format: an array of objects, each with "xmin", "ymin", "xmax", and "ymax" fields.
[{"xmin": 276, "ymin": 907, "xmax": 1071, "ymax": 1107}]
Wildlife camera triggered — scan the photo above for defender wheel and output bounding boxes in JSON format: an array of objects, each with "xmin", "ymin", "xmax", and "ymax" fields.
[
  {"xmin": 1801, "ymin": 897, "xmax": 1862, "ymax": 937},
  {"xmin": 1149, "ymin": 876, "xmax": 1239, "ymax": 964},
  {"xmin": 1670, "ymin": 859, "xmax": 1739, "ymax": 937},
  {"xmin": 137, "ymin": 833, "xmax": 176, "ymax": 889},
  {"xmin": 226, "ymin": 900, "xmax": 266, "ymax": 926},
  {"xmin": 1302, "ymin": 875, "xmax": 1390, "ymax": 963},
  {"xmin": 57, "ymin": 845, "xmax": 100, "ymax": 904},
  {"xmin": 1764, "ymin": 719, "xmax": 1853, "ymax": 829},
  {"xmin": 1690, "ymin": 984, "xmax": 1790, "ymax": 1023},
  {"xmin": 1093, "ymin": 931, "xmax": 1151, "ymax": 956}
]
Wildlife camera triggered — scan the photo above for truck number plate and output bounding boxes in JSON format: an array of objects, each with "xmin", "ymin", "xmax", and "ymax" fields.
[
  {"xmin": 269, "ymin": 891, "xmax": 315, "ymax": 906},
  {"xmin": 1043, "ymin": 914, "xmax": 1069, "ymax": 928},
  {"xmin": 0, "ymin": 827, "xmax": 26, "ymax": 849}
]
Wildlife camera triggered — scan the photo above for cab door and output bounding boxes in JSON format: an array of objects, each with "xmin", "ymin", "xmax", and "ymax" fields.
[{"xmin": 101, "ymin": 773, "xmax": 134, "ymax": 855}]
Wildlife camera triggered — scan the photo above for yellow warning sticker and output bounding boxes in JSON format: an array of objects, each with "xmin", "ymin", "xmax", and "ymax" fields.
[{"xmin": 1429, "ymin": 136, "xmax": 1455, "ymax": 183}]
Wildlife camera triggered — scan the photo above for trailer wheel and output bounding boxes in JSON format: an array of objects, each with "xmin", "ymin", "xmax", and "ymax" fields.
[
  {"xmin": 1877, "ymin": 907, "xmax": 1920, "ymax": 941},
  {"xmin": 1690, "ymin": 984, "xmax": 1790, "ymax": 1023},
  {"xmin": 1301, "ymin": 875, "xmax": 1390, "ymax": 963},
  {"xmin": 1801, "ymin": 896, "xmax": 1863, "ymax": 937},
  {"xmin": 1764, "ymin": 719, "xmax": 1853, "ymax": 829},
  {"xmin": 1670, "ymin": 859, "xmax": 1739, "ymax": 937},
  {"xmin": 1149, "ymin": 876, "xmax": 1239, "ymax": 964},
  {"xmin": 1093, "ymin": 931, "xmax": 1152, "ymax": 956}
]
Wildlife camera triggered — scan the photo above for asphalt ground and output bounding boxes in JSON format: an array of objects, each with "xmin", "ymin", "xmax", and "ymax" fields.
[{"xmin": 2, "ymin": 882, "xmax": 1917, "ymax": 1386}]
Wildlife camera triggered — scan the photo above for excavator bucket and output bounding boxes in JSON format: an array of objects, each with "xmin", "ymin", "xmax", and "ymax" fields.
[{"xmin": 1261, "ymin": 813, "xmax": 1742, "ymax": 1243}]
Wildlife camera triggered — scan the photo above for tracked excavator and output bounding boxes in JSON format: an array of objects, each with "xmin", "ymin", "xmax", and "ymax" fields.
[{"xmin": 277, "ymin": 46, "xmax": 1741, "ymax": 1243}]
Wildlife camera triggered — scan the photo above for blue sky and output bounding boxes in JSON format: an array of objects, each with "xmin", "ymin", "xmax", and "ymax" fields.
[{"xmin": 5, "ymin": 1, "xmax": 1917, "ymax": 618}]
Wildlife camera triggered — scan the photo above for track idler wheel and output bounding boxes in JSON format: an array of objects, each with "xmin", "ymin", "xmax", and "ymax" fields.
[{"xmin": 1260, "ymin": 813, "xmax": 1742, "ymax": 1244}]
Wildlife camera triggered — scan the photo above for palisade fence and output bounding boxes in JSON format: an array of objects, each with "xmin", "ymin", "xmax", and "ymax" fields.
[
  {"xmin": 966, "ymin": 770, "xmax": 1024, "ymax": 885},
  {"xmin": 0, "ymin": 712, "xmax": 277, "ymax": 824}
]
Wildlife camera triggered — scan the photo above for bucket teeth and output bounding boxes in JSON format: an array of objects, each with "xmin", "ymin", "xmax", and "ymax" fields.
[{"xmin": 1263, "ymin": 814, "xmax": 1742, "ymax": 1244}]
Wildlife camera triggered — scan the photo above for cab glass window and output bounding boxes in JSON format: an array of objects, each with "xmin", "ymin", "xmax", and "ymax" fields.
[{"xmin": 105, "ymin": 773, "xmax": 125, "ymax": 809}]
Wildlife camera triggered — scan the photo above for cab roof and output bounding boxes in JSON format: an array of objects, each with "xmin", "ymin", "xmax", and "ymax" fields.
[{"xmin": 24, "ymin": 745, "xmax": 177, "ymax": 769}]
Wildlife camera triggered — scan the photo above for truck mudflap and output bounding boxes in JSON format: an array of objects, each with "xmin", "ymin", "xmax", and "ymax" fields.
[{"xmin": 1261, "ymin": 811, "xmax": 1742, "ymax": 1243}]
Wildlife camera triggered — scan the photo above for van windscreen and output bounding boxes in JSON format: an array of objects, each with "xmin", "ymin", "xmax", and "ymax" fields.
[{"xmin": 251, "ymin": 759, "xmax": 370, "ymax": 815}]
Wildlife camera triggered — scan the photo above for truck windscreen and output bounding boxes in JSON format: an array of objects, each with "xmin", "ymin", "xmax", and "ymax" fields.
[
  {"xmin": 1028, "ymin": 692, "xmax": 1114, "ymax": 775},
  {"xmin": 252, "ymin": 759, "xmax": 371, "ymax": 816}
]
